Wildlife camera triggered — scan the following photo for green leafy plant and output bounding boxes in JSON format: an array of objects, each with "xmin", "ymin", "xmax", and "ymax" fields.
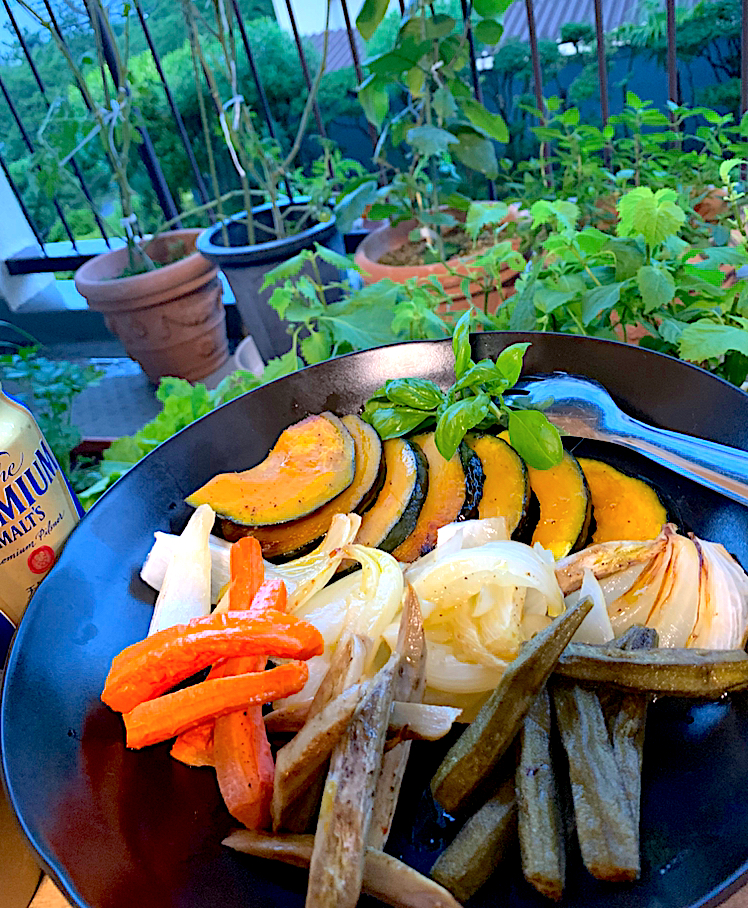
[
  {"xmin": 0, "ymin": 347, "xmax": 103, "ymax": 479},
  {"xmin": 361, "ymin": 309, "xmax": 563, "ymax": 468},
  {"xmin": 492, "ymin": 185, "xmax": 748, "ymax": 385},
  {"xmin": 348, "ymin": 0, "xmax": 513, "ymax": 262}
]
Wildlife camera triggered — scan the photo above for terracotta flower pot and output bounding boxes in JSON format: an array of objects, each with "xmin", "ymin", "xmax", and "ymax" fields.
[
  {"xmin": 354, "ymin": 209, "xmax": 523, "ymax": 314},
  {"xmin": 75, "ymin": 229, "xmax": 229, "ymax": 383}
]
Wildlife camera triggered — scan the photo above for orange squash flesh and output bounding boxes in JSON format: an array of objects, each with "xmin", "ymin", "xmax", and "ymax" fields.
[
  {"xmin": 526, "ymin": 452, "xmax": 592, "ymax": 559},
  {"xmin": 223, "ymin": 415, "xmax": 384, "ymax": 559},
  {"xmin": 466, "ymin": 434, "xmax": 528, "ymax": 535},
  {"xmin": 578, "ymin": 458, "xmax": 667, "ymax": 543},
  {"xmin": 186, "ymin": 412, "xmax": 356, "ymax": 526},
  {"xmin": 393, "ymin": 432, "xmax": 466, "ymax": 563}
]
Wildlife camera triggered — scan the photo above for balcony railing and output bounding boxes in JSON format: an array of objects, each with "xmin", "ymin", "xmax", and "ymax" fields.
[{"xmin": 1, "ymin": 0, "xmax": 746, "ymax": 277}]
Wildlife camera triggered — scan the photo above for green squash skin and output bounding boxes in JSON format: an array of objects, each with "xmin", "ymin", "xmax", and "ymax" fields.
[
  {"xmin": 466, "ymin": 434, "xmax": 531, "ymax": 538},
  {"xmin": 457, "ymin": 442, "xmax": 485, "ymax": 521},
  {"xmin": 569, "ymin": 453, "xmax": 593, "ymax": 554},
  {"xmin": 378, "ymin": 440, "xmax": 430, "ymax": 553}
]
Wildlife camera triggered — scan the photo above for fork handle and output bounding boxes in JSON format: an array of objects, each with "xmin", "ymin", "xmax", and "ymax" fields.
[{"xmin": 614, "ymin": 415, "xmax": 748, "ymax": 508}]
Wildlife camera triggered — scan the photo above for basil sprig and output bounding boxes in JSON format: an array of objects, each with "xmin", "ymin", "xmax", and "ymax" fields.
[{"xmin": 361, "ymin": 311, "xmax": 563, "ymax": 469}]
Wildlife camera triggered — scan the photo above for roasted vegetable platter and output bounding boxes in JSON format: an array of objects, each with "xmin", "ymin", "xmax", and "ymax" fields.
[{"xmin": 4, "ymin": 333, "xmax": 748, "ymax": 908}]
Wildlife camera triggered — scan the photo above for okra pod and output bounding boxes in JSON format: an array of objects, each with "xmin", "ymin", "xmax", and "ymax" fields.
[
  {"xmin": 516, "ymin": 686, "xmax": 565, "ymax": 901},
  {"xmin": 431, "ymin": 595, "xmax": 592, "ymax": 814},
  {"xmin": 430, "ymin": 779, "xmax": 517, "ymax": 903},
  {"xmin": 555, "ymin": 644, "xmax": 748, "ymax": 697},
  {"xmin": 552, "ymin": 682, "xmax": 639, "ymax": 882}
]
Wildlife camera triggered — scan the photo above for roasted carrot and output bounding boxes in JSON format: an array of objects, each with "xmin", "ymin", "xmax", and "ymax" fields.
[
  {"xmin": 170, "ymin": 722, "xmax": 215, "ymax": 767},
  {"xmin": 213, "ymin": 574, "xmax": 287, "ymax": 829},
  {"xmin": 124, "ymin": 661, "xmax": 309, "ymax": 749},
  {"xmin": 102, "ymin": 610, "xmax": 322, "ymax": 713},
  {"xmin": 230, "ymin": 536, "xmax": 265, "ymax": 611},
  {"xmin": 170, "ymin": 576, "xmax": 288, "ymax": 770}
]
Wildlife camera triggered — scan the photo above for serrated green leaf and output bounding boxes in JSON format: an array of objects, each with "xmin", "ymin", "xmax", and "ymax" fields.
[
  {"xmin": 678, "ymin": 321, "xmax": 748, "ymax": 361},
  {"xmin": 314, "ymin": 243, "xmax": 352, "ymax": 271},
  {"xmin": 581, "ymin": 282, "xmax": 622, "ymax": 325},
  {"xmin": 460, "ymin": 99, "xmax": 509, "ymax": 143},
  {"xmin": 575, "ymin": 227, "xmax": 610, "ymax": 257},
  {"xmin": 407, "ymin": 124, "xmax": 458, "ymax": 156},
  {"xmin": 464, "ymin": 200, "xmax": 509, "ymax": 240},
  {"xmin": 616, "ymin": 187, "xmax": 686, "ymax": 247},
  {"xmin": 604, "ymin": 237, "xmax": 646, "ymax": 281},
  {"xmin": 261, "ymin": 250, "xmax": 308, "ymax": 290},
  {"xmin": 301, "ymin": 329, "xmax": 332, "ymax": 365},
  {"xmin": 268, "ymin": 285, "xmax": 294, "ymax": 319},
  {"xmin": 636, "ymin": 264, "xmax": 675, "ymax": 313}
]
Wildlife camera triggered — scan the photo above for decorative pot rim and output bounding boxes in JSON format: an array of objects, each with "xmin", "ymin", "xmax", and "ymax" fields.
[
  {"xmin": 74, "ymin": 228, "xmax": 215, "ymax": 306},
  {"xmin": 355, "ymin": 209, "xmax": 522, "ymax": 279},
  {"xmin": 196, "ymin": 198, "xmax": 338, "ymax": 267}
]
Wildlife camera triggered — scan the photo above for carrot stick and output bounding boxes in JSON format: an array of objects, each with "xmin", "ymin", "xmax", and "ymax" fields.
[
  {"xmin": 124, "ymin": 661, "xmax": 309, "ymax": 749},
  {"xmin": 170, "ymin": 723, "xmax": 215, "ymax": 767},
  {"xmin": 171, "ymin": 577, "xmax": 287, "ymax": 768},
  {"xmin": 102, "ymin": 611, "xmax": 322, "ymax": 713},
  {"xmin": 214, "ymin": 576, "xmax": 287, "ymax": 828},
  {"xmin": 230, "ymin": 537, "xmax": 264, "ymax": 611}
]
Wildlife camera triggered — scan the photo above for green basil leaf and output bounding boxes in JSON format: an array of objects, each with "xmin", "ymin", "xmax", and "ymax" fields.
[
  {"xmin": 508, "ymin": 409, "xmax": 563, "ymax": 469},
  {"xmin": 435, "ymin": 393, "xmax": 491, "ymax": 460},
  {"xmin": 451, "ymin": 359, "xmax": 504, "ymax": 392},
  {"xmin": 452, "ymin": 309, "xmax": 473, "ymax": 379},
  {"xmin": 383, "ymin": 378, "xmax": 445, "ymax": 410},
  {"xmin": 364, "ymin": 405, "xmax": 431, "ymax": 439},
  {"xmin": 495, "ymin": 342, "xmax": 530, "ymax": 387}
]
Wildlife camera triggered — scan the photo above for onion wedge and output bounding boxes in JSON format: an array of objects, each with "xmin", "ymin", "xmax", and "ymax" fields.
[
  {"xmin": 555, "ymin": 535, "xmax": 667, "ymax": 596},
  {"xmin": 223, "ymin": 831, "xmax": 462, "ymax": 908}
]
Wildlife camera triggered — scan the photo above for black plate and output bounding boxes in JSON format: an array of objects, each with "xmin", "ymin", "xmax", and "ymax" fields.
[{"xmin": 4, "ymin": 333, "xmax": 748, "ymax": 908}]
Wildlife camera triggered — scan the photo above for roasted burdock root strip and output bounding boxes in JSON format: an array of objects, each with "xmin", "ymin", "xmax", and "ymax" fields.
[
  {"xmin": 516, "ymin": 685, "xmax": 565, "ymax": 902},
  {"xmin": 306, "ymin": 634, "xmax": 403, "ymax": 908},
  {"xmin": 101, "ymin": 610, "xmax": 323, "ymax": 713},
  {"xmin": 430, "ymin": 778, "xmax": 517, "ymax": 903},
  {"xmin": 430, "ymin": 595, "xmax": 593, "ymax": 815},
  {"xmin": 123, "ymin": 661, "xmax": 309, "ymax": 749},
  {"xmin": 223, "ymin": 831, "xmax": 463, "ymax": 908},
  {"xmin": 368, "ymin": 585, "xmax": 426, "ymax": 850},
  {"xmin": 551, "ymin": 682, "xmax": 640, "ymax": 882}
]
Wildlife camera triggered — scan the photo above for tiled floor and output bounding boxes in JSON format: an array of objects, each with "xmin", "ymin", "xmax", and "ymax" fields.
[{"xmin": 5, "ymin": 341, "xmax": 243, "ymax": 441}]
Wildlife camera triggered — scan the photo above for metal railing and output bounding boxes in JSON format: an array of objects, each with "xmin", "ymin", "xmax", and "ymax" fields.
[{"xmin": 2, "ymin": 0, "xmax": 748, "ymax": 276}]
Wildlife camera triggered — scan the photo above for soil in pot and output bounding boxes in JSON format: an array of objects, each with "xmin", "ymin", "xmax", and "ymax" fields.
[
  {"xmin": 75, "ymin": 229, "xmax": 229, "ymax": 384},
  {"xmin": 355, "ymin": 209, "xmax": 524, "ymax": 315}
]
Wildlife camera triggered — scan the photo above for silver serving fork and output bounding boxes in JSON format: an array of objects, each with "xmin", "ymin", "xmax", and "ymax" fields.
[{"xmin": 505, "ymin": 373, "xmax": 748, "ymax": 508}]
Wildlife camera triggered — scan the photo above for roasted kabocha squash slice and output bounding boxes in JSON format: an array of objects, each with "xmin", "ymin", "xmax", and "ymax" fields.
[
  {"xmin": 499, "ymin": 432, "xmax": 592, "ymax": 558},
  {"xmin": 221, "ymin": 415, "xmax": 385, "ymax": 560},
  {"xmin": 526, "ymin": 451, "xmax": 592, "ymax": 558},
  {"xmin": 186, "ymin": 412, "xmax": 355, "ymax": 526},
  {"xmin": 355, "ymin": 438, "xmax": 429, "ymax": 553},
  {"xmin": 578, "ymin": 458, "xmax": 667, "ymax": 544},
  {"xmin": 393, "ymin": 435, "xmax": 484, "ymax": 563},
  {"xmin": 465, "ymin": 434, "xmax": 530, "ymax": 537}
]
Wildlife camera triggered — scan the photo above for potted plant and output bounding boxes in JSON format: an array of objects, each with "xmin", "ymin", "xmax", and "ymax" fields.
[
  {"xmin": 180, "ymin": 0, "xmax": 348, "ymax": 362},
  {"xmin": 19, "ymin": 0, "xmax": 230, "ymax": 384},
  {"xmin": 490, "ymin": 184, "xmax": 748, "ymax": 386},
  {"xmin": 345, "ymin": 0, "xmax": 523, "ymax": 309}
]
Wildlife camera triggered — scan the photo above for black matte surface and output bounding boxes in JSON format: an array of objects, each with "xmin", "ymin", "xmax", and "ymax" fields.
[{"xmin": 4, "ymin": 333, "xmax": 748, "ymax": 908}]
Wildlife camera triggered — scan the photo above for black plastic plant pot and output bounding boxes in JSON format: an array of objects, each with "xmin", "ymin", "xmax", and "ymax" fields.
[{"xmin": 196, "ymin": 200, "xmax": 344, "ymax": 362}]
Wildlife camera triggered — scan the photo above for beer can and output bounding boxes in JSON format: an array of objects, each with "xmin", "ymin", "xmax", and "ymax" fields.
[{"xmin": 0, "ymin": 385, "xmax": 82, "ymax": 661}]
